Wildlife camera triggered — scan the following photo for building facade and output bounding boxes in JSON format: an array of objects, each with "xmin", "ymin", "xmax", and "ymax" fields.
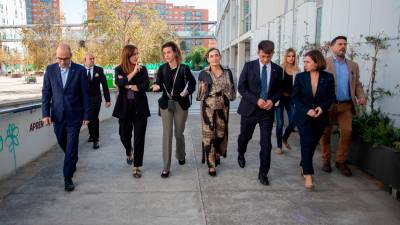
[
  {"xmin": 25, "ymin": 0, "xmax": 63, "ymax": 24},
  {"xmin": 87, "ymin": 0, "xmax": 210, "ymax": 50},
  {"xmin": 0, "ymin": 0, "xmax": 27, "ymax": 54},
  {"xmin": 217, "ymin": 0, "xmax": 400, "ymax": 124}
]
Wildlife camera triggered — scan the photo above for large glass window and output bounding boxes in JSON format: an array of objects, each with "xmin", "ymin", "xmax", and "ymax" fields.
[
  {"xmin": 315, "ymin": 6, "xmax": 322, "ymax": 44},
  {"xmin": 242, "ymin": 0, "xmax": 251, "ymax": 33}
]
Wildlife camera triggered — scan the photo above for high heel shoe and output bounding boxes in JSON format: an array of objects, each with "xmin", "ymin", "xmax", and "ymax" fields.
[
  {"xmin": 126, "ymin": 157, "xmax": 133, "ymax": 165},
  {"xmin": 276, "ymin": 148, "xmax": 284, "ymax": 155},
  {"xmin": 303, "ymin": 175, "xmax": 314, "ymax": 191},
  {"xmin": 208, "ymin": 168, "xmax": 216, "ymax": 177},
  {"xmin": 132, "ymin": 167, "xmax": 142, "ymax": 178},
  {"xmin": 282, "ymin": 140, "xmax": 292, "ymax": 150}
]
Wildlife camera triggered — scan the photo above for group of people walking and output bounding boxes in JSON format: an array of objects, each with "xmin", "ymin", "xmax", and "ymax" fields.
[{"xmin": 42, "ymin": 35, "xmax": 365, "ymax": 192}]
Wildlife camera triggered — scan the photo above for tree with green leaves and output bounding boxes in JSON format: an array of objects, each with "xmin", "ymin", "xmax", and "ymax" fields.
[
  {"xmin": 86, "ymin": 0, "xmax": 175, "ymax": 66},
  {"xmin": 185, "ymin": 46, "xmax": 207, "ymax": 70},
  {"xmin": 20, "ymin": 3, "xmax": 62, "ymax": 70}
]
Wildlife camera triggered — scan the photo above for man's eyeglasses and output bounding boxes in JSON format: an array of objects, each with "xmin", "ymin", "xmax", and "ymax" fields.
[{"xmin": 57, "ymin": 57, "xmax": 71, "ymax": 61}]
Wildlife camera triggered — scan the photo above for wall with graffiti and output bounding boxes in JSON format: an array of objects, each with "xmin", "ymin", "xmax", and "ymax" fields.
[{"xmin": 0, "ymin": 91, "xmax": 117, "ymax": 180}]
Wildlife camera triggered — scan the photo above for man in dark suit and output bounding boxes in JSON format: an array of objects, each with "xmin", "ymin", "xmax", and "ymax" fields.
[
  {"xmin": 237, "ymin": 40, "xmax": 282, "ymax": 185},
  {"xmin": 42, "ymin": 44, "xmax": 90, "ymax": 192},
  {"xmin": 84, "ymin": 53, "xmax": 111, "ymax": 149}
]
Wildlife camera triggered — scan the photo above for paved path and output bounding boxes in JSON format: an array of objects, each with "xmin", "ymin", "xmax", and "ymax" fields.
[{"xmin": 1, "ymin": 108, "xmax": 400, "ymax": 225}]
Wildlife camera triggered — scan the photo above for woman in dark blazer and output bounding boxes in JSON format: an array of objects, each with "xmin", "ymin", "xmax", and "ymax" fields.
[
  {"xmin": 292, "ymin": 50, "xmax": 335, "ymax": 190},
  {"xmin": 112, "ymin": 44, "xmax": 150, "ymax": 178},
  {"xmin": 151, "ymin": 41, "xmax": 196, "ymax": 178}
]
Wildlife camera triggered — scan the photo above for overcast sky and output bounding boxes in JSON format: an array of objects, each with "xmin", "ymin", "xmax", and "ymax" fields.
[{"xmin": 63, "ymin": 0, "xmax": 217, "ymax": 24}]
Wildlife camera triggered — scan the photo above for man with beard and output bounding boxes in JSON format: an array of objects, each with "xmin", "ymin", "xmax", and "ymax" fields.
[{"xmin": 319, "ymin": 36, "xmax": 366, "ymax": 176}]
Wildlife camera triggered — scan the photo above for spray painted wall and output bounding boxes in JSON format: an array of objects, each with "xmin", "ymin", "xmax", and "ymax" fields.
[{"xmin": 0, "ymin": 91, "xmax": 118, "ymax": 180}]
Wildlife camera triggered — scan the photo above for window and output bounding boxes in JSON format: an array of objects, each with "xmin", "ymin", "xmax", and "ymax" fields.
[
  {"xmin": 242, "ymin": 0, "xmax": 251, "ymax": 33},
  {"xmin": 315, "ymin": 7, "xmax": 322, "ymax": 44}
]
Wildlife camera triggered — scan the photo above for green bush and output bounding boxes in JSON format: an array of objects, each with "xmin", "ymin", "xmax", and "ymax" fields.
[{"xmin": 353, "ymin": 110, "xmax": 400, "ymax": 152}]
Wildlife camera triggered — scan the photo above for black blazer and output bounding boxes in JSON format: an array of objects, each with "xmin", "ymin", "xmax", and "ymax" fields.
[
  {"xmin": 292, "ymin": 71, "xmax": 336, "ymax": 127},
  {"xmin": 237, "ymin": 59, "xmax": 283, "ymax": 117},
  {"xmin": 154, "ymin": 63, "xmax": 196, "ymax": 110},
  {"xmin": 87, "ymin": 65, "xmax": 111, "ymax": 103},
  {"xmin": 112, "ymin": 65, "xmax": 150, "ymax": 119}
]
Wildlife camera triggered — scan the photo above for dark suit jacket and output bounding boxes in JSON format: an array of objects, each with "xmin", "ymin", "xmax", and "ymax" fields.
[
  {"xmin": 87, "ymin": 65, "xmax": 111, "ymax": 103},
  {"xmin": 292, "ymin": 71, "xmax": 336, "ymax": 127},
  {"xmin": 237, "ymin": 59, "xmax": 283, "ymax": 117},
  {"xmin": 112, "ymin": 65, "xmax": 150, "ymax": 119},
  {"xmin": 42, "ymin": 62, "xmax": 90, "ymax": 125},
  {"xmin": 154, "ymin": 63, "xmax": 196, "ymax": 110}
]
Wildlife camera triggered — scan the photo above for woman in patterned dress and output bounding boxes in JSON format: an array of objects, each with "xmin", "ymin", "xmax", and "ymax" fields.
[{"xmin": 197, "ymin": 48, "xmax": 236, "ymax": 176}]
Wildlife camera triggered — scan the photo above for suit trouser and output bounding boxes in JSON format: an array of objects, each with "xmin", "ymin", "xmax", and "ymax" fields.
[
  {"xmin": 118, "ymin": 103, "xmax": 148, "ymax": 167},
  {"xmin": 320, "ymin": 102, "xmax": 353, "ymax": 163},
  {"xmin": 298, "ymin": 118, "xmax": 326, "ymax": 175},
  {"xmin": 88, "ymin": 100, "xmax": 101, "ymax": 142},
  {"xmin": 237, "ymin": 109, "xmax": 274, "ymax": 175},
  {"xmin": 160, "ymin": 102, "xmax": 188, "ymax": 171},
  {"xmin": 54, "ymin": 121, "xmax": 82, "ymax": 179}
]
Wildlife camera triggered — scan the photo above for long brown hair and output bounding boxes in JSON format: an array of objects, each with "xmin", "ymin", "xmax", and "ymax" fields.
[
  {"xmin": 120, "ymin": 44, "xmax": 138, "ymax": 74},
  {"xmin": 282, "ymin": 48, "xmax": 300, "ymax": 73},
  {"xmin": 162, "ymin": 41, "xmax": 182, "ymax": 63}
]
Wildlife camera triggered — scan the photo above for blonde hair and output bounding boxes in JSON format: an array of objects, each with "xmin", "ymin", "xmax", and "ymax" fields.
[{"xmin": 282, "ymin": 48, "xmax": 300, "ymax": 73}]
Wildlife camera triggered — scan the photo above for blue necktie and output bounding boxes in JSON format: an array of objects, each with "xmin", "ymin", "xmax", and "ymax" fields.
[{"xmin": 261, "ymin": 65, "xmax": 268, "ymax": 100}]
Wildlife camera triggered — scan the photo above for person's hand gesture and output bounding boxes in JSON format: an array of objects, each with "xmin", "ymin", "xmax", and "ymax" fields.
[{"xmin": 151, "ymin": 84, "xmax": 161, "ymax": 92}]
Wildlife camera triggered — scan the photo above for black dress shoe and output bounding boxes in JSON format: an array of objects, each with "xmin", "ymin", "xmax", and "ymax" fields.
[
  {"xmin": 161, "ymin": 171, "xmax": 170, "ymax": 178},
  {"xmin": 88, "ymin": 137, "xmax": 93, "ymax": 142},
  {"xmin": 64, "ymin": 178, "xmax": 75, "ymax": 192},
  {"xmin": 178, "ymin": 159, "xmax": 186, "ymax": 165},
  {"xmin": 258, "ymin": 173, "xmax": 270, "ymax": 186},
  {"xmin": 93, "ymin": 141, "xmax": 99, "ymax": 149},
  {"xmin": 215, "ymin": 158, "xmax": 220, "ymax": 166},
  {"xmin": 237, "ymin": 155, "xmax": 246, "ymax": 168}
]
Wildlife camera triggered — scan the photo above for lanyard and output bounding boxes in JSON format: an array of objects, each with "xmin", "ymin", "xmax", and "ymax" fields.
[{"xmin": 163, "ymin": 64, "xmax": 181, "ymax": 100}]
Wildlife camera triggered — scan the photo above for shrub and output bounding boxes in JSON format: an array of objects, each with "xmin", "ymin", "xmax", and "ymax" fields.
[{"xmin": 353, "ymin": 110, "xmax": 400, "ymax": 152}]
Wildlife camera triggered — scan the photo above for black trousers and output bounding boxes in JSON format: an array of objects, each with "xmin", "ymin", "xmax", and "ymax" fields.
[
  {"xmin": 54, "ymin": 121, "xmax": 81, "ymax": 179},
  {"xmin": 118, "ymin": 102, "xmax": 148, "ymax": 167},
  {"xmin": 298, "ymin": 118, "xmax": 326, "ymax": 175},
  {"xmin": 237, "ymin": 109, "xmax": 274, "ymax": 175},
  {"xmin": 88, "ymin": 100, "xmax": 101, "ymax": 142}
]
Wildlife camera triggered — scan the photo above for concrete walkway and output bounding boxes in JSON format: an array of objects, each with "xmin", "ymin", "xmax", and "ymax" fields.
[{"xmin": 1, "ymin": 106, "xmax": 400, "ymax": 224}]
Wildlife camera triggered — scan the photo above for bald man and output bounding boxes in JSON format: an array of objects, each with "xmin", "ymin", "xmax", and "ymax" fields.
[
  {"xmin": 42, "ymin": 43, "xmax": 90, "ymax": 192},
  {"xmin": 84, "ymin": 53, "xmax": 111, "ymax": 149}
]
